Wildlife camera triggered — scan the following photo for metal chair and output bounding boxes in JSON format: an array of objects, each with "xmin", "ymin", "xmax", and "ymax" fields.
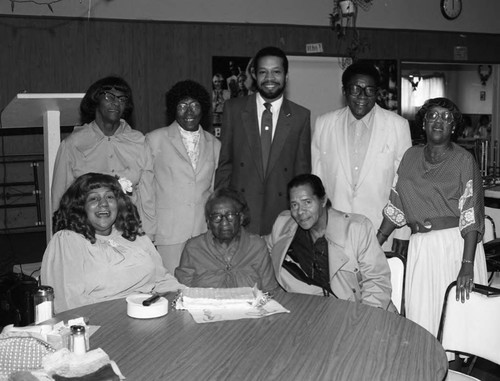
[
  {"xmin": 483, "ymin": 215, "xmax": 500, "ymax": 287},
  {"xmin": 385, "ymin": 252, "xmax": 405, "ymax": 315},
  {"xmin": 437, "ymin": 281, "xmax": 500, "ymax": 380},
  {"xmin": 483, "ymin": 215, "xmax": 496, "ymax": 243}
]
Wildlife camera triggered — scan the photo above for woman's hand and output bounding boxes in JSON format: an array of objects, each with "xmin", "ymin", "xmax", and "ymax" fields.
[
  {"xmin": 456, "ymin": 230, "xmax": 478, "ymax": 303},
  {"xmin": 456, "ymin": 262, "xmax": 474, "ymax": 303}
]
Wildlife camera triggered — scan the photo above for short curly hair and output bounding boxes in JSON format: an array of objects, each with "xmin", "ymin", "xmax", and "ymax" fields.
[
  {"xmin": 165, "ymin": 80, "xmax": 211, "ymax": 130},
  {"xmin": 53, "ymin": 173, "xmax": 144, "ymax": 243},
  {"xmin": 80, "ymin": 76, "xmax": 134, "ymax": 125},
  {"xmin": 253, "ymin": 46, "xmax": 289, "ymax": 75},
  {"xmin": 415, "ymin": 97, "xmax": 464, "ymax": 133},
  {"xmin": 342, "ymin": 61, "xmax": 381, "ymax": 88},
  {"xmin": 204, "ymin": 188, "xmax": 250, "ymax": 227}
]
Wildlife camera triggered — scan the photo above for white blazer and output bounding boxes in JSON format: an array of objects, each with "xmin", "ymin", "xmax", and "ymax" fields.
[{"xmin": 312, "ymin": 104, "xmax": 412, "ymax": 249}]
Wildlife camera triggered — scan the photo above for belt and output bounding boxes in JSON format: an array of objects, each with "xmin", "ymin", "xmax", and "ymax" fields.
[{"xmin": 408, "ymin": 217, "xmax": 459, "ymax": 234}]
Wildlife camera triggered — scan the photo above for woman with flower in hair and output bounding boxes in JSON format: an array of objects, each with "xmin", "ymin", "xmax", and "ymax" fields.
[
  {"xmin": 42, "ymin": 173, "xmax": 182, "ymax": 313},
  {"xmin": 51, "ymin": 76, "xmax": 151, "ymax": 215}
]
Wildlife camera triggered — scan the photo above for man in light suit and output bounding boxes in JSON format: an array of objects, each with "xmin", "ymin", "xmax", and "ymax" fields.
[
  {"xmin": 312, "ymin": 62, "xmax": 411, "ymax": 254},
  {"xmin": 215, "ymin": 46, "xmax": 311, "ymax": 235}
]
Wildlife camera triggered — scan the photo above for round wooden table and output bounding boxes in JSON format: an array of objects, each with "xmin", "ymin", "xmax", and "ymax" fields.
[{"xmin": 53, "ymin": 291, "xmax": 448, "ymax": 381}]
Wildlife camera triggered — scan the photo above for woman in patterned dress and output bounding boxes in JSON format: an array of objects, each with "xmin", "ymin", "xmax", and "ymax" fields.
[{"xmin": 376, "ymin": 98, "xmax": 487, "ymax": 337}]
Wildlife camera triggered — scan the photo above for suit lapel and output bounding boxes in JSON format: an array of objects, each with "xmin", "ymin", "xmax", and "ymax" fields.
[
  {"xmin": 337, "ymin": 109, "xmax": 353, "ymax": 187},
  {"xmin": 168, "ymin": 123, "xmax": 192, "ymax": 166},
  {"xmin": 242, "ymin": 95, "xmax": 265, "ymax": 181},
  {"xmin": 266, "ymin": 99, "xmax": 292, "ymax": 176}
]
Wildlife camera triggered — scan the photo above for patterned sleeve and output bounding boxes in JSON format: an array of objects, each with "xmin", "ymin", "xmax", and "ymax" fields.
[
  {"xmin": 458, "ymin": 153, "xmax": 484, "ymax": 241},
  {"xmin": 382, "ymin": 164, "xmax": 407, "ymax": 228}
]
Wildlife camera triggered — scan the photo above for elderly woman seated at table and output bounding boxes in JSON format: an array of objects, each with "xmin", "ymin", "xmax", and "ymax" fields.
[
  {"xmin": 41, "ymin": 173, "xmax": 182, "ymax": 313},
  {"xmin": 266, "ymin": 174, "xmax": 394, "ymax": 310},
  {"xmin": 175, "ymin": 188, "xmax": 278, "ymax": 292}
]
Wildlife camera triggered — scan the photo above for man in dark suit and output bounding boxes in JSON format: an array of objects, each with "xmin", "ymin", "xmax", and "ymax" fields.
[{"xmin": 215, "ymin": 46, "xmax": 311, "ymax": 235}]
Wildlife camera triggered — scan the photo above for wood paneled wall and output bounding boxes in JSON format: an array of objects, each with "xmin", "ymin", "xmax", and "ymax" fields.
[{"xmin": 1, "ymin": 15, "xmax": 500, "ymax": 137}]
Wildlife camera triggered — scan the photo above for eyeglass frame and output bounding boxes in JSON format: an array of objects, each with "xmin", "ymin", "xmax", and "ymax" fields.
[
  {"xmin": 208, "ymin": 211, "xmax": 241, "ymax": 223},
  {"xmin": 425, "ymin": 110, "xmax": 455, "ymax": 124},
  {"xmin": 177, "ymin": 101, "xmax": 202, "ymax": 113},
  {"xmin": 100, "ymin": 91, "xmax": 129, "ymax": 105},
  {"xmin": 345, "ymin": 84, "xmax": 378, "ymax": 97}
]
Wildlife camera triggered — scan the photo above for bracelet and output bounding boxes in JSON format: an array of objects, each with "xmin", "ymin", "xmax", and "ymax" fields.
[
  {"xmin": 462, "ymin": 259, "xmax": 473, "ymax": 264},
  {"xmin": 377, "ymin": 229, "xmax": 389, "ymax": 238}
]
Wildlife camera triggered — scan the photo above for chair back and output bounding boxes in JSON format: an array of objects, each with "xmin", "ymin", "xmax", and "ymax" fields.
[
  {"xmin": 484, "ymin": 215, "xmax": 496, "ymax": 243},
  {"xmin": 386, "ymin": 254, "xmax": 405, "ymax": 314},
  {"xmin": 437, "ymin": 281, "xmax": 500, "ymax": 366}
]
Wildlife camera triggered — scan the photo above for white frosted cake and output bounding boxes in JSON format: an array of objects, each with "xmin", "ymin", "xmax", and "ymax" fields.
[{"xmin": 176, "ymin": 286, "xmax": 266, "ymax": 310}]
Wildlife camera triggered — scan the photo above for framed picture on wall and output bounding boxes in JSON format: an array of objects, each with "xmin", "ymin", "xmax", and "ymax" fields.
[
  {"xmin": 365, "ymin": 59, "xmax": 399, "ymax": 112},
  {"xmin": 212, "ymin": 56, "xmax": 253, "ymax": 137}
]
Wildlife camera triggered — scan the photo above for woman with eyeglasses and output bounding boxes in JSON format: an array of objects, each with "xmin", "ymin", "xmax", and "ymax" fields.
[
  {"xmin": 139, "ymin": 80, "xmax": 221, "ymax": 273},
  {"xmin": 175, "ymin": 188, "xmax": 278, "ymax": 291},
  {"xmin": 52, "ymin": 76, "xmax": 150, "ymax": 213},
  {"xmin": 377, "ymin": 97, "xmax": 487, "ymax": 337}
]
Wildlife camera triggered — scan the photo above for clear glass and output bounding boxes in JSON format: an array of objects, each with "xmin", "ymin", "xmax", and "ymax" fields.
[{"xmin": 34, "ymin": 286, "xmax": 54, "ymax": 324}]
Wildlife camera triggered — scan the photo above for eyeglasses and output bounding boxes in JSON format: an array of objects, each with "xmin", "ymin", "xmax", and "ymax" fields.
[
  {"xmin": 177, "ymin": 102, "xmax": 201, "ymax": 113},
  {"xmin": 425, "ymin": 110, "xmax": 454, "ymax": 124},
  {"xmin": 208, "ymin": 212, "xmax": 240, "ymax": 223},
  {"xmin": 101, "ymin": 91, "xmax": 129, "ymax": 105},
  {"xmin": 345, "ymin": 84, "xmax": 378, "ymax": 97}
]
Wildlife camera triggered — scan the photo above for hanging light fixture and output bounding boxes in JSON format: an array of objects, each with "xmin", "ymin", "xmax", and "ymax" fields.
[
  {"xmin": 478, "ymin": 65, "xmax": 492, "ymax": 86},
  {"xmin": 408, "ymin": 72, "xmax": 421, "ymax": 91}
]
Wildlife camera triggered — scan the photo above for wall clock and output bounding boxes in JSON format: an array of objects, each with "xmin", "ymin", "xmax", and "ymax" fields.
[{"xmin": 441, "ymin": 0, "xmax": 462, "ymax": 20}]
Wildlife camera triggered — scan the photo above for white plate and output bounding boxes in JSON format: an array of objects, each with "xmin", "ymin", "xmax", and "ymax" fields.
[{"xmin": 126, "ymin": 294, "xmax": 169, "ymax": 319}]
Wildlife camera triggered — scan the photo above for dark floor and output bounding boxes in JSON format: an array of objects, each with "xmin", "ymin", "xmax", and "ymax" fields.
[{"xmin": 451, "ymin": 358, "xmax": 500, "ymax": 381}]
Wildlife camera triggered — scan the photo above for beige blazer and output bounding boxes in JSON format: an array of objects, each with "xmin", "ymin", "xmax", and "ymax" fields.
[
  {"xmin": 312, "ymin": 104, "xmax": 412, "ymax": 249},
  {"xmin": 266, "ymin": 209, "xmax": 393, "ymax": 310},
  {"xmin": 140, "ymin": 122, "xmax": 221, "ymax": 245}
]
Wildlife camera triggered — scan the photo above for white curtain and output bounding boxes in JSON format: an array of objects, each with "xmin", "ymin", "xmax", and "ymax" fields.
[{"xmin": 401, "ymin": 76, "xmax": 445, "ymax": 120}]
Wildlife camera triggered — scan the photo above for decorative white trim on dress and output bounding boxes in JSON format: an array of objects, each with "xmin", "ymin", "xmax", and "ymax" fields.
[
  {"xmin": 384, "ymin": 201, "xmax": 406, "ymax": 227},
  {"xmin": 458, "ymin": 180, "xmax": 473, "ymax": 212},
  {"xmin": 459, "ymin": 207, "xmax": 475, "ymax": 231}
]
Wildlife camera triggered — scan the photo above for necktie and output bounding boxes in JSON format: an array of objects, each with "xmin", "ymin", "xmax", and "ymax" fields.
[{"xmin": 261, "ymin": 102, "xmax": 272, "ymax": 173}]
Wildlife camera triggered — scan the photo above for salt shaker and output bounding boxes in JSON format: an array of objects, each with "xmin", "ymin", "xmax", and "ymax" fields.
[
  {"xmin": 70, "ymin": 325, "xmax": 88, "ymax": 355},
  {"xmin": 34, "ymin": 286, "xmax": 54, "ymax": 324}
]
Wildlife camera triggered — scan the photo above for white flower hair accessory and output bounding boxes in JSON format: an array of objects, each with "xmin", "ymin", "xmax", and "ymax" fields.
[{"xmin": 118, "ymin": 177, "xmax": 133, "ymax": 195}]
